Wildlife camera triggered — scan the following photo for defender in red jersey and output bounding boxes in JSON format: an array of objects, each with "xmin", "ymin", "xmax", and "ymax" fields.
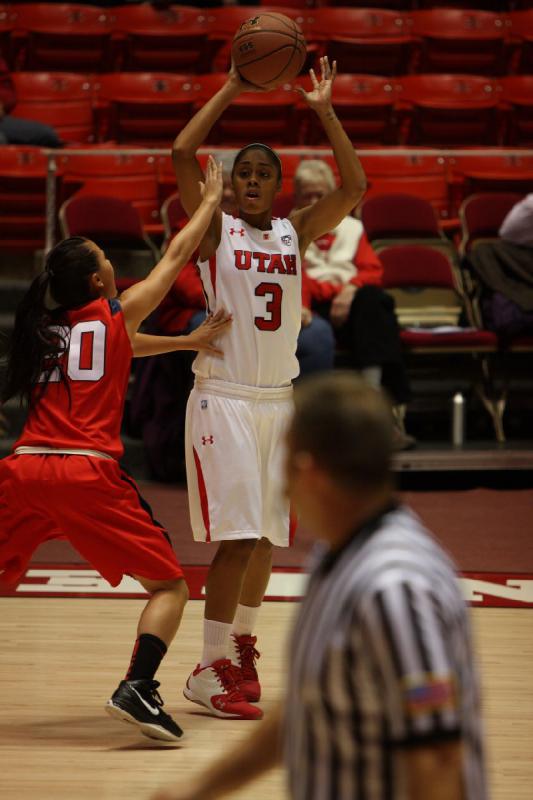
[{"xmin": 0, "ymin": 157, "xmax": 231, "ymax": 742}]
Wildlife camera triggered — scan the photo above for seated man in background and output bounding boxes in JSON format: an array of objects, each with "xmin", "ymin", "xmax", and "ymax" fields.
[
  {"xmin": 293, "ymin": 159, "xmax": 414, "ymax": 449},
  {"xmin": 464, "ymin": 193, "xmax": 533, "ymax": 340},
  {"xmin": 0, "ymin": 57, "xmax": 62, "ymax": 147}
]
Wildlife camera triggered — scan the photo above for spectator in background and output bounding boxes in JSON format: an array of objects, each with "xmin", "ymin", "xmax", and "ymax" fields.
[
  {"xmin": 464, "ymin": 193, "xmax": 533, "ymax": 340},
  {"xmin": 0, "ymin": 57, "xmax": 61, "ymax": 147},
  {"xmin": 293, "ymin": 159, "xmax": 414, "ymax": 448}
]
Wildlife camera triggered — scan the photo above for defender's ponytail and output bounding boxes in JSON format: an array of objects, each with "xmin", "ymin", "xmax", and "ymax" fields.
[{"xmin": 1, "ymin": 237, "xmax": 100, "ymax": 406}]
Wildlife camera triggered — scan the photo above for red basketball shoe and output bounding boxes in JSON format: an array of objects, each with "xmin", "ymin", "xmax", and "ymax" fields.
[
  {"xmin": 184, "ymin": 658, "xmax": 263, "ymax": 720},
  {"xmin": 229, "ymin": 633, "xmax": 261, "ymax": 702}
]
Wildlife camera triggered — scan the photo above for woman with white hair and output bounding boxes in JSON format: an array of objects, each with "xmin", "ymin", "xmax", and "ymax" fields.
[{"xmin": 292, "ymin": 158, "xmax": 414, "ymax": 449}]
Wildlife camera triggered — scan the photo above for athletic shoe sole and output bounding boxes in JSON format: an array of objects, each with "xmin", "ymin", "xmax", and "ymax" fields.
[
  {"xmin": 105, "ymin": 701, "xmax": 184, "ymax": 742},
  {"xmin": 183, "ymin": 686, "xmax": 262, "ymax": 720}
]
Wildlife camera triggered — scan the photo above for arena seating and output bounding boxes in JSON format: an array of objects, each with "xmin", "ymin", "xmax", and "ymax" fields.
[
  {"xmin": 409, "ymin": 9, "xmax": 511, "ymax": 76},
  {"xmin": 307, "ymin": 8, "xmax": 416, "ymax": 76},
  {"xmin": 458, "ymin": 191, "xmax": 524, "ymax": 253},
  {"xmin": 9, "ymin": 3, "xmax": 114, "ymax": 72},
  {"xmin": 11, "ymin": 72, "xmax": 95, "ymax": 144},
  {"xmin": 0, "ymin": 145, "xmax": 53, "ymax": 250}
]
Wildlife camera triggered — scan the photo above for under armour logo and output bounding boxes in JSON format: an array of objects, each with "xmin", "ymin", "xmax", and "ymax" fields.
[
  {"xmin": 229, "ymin": 228, "xmax": 245, "ymax": 236},
  {"xmin": 202, "ymin": 435, "xmax": 214, "ymax": 445}
]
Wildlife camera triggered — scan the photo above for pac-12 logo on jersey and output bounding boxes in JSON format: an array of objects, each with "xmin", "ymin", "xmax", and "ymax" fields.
[
  {"xmin": 281, "ymin": 234, "xmax": 292, "ymax": 245},
  {"xmin": 201, "ymin": 399, "xmax": 208, "ymax": 409}
]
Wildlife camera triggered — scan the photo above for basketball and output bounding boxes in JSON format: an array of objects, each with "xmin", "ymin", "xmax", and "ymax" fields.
[{"xmin": 231, "ymin": 13, "xmax": 307, "ymax": 90}]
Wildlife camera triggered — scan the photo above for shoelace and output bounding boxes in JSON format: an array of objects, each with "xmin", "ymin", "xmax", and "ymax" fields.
[
  {"xmin": 144, "ymin": 680, "xmax": 165, "ymax": 709},
  {"xmin": 235, "ymin": 637, "xmax": 260, "ymax": 680},
  {"xmin": 213, "ymin": 659, "xmax": 247, "ymax": 702}
]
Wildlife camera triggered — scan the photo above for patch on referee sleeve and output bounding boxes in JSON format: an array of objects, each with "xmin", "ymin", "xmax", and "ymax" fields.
[{"xmin": 402, "ymin": 674, "xmax": 456, "ymax": 717}]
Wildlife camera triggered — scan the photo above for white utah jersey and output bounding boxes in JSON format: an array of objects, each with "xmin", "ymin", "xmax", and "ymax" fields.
[{"xmin": 193, "ymin": 212, "xmax": 302, "ymax": 388}]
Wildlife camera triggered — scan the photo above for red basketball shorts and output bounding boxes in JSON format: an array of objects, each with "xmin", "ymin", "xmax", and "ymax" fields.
[{"xmin": 0, "ymin": 454, "xmax": 184, "ymax": 588}]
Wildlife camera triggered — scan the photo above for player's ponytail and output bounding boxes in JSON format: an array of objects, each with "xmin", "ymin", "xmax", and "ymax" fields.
[{"xmin": 1, "ymin": 237, "xmax": 100, "ymax": 407}]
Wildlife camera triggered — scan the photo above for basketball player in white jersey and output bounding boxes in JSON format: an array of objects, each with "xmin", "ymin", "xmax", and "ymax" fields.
[{"xmin": 172, "ymin": 57, "xmax": 367, "ymax": 718}]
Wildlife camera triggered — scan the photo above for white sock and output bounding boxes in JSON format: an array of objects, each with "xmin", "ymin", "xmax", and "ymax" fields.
[
  {"xmin": 232, "ymin": 603, "xmax": 260, "ymax": 637},
  {"xmin": 201, "ymin": 619, "xmax": 232, "ymax": 668},
  {"xmin": 361, "ymin": 366, "xmax": 382, "ymax": 388}
]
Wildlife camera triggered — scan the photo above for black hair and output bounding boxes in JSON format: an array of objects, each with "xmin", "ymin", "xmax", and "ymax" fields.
[
  {"xmin": 1, "ymin": 237, "xmax": 101, "ymax": 408},
  {"xmin": 232, "ymin": 143, "xmax": 282, "ymax": 181}
]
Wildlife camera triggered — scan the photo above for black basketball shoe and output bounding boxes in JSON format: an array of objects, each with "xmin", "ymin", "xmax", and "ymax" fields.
[{"xmin": 106, "ymin": 679, "xmax": 183, "ymax": 742}]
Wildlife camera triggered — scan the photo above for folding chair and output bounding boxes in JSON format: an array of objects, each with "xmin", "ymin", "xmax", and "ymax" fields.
[
  {"xmin": 11, "ymin": 72, "xmax": 95, "ymax": 144},
  {"xmin": 196, "ymin": 74, "xmax": 298, "ymax": 146},
  {"xmin": 409, "ymin": 9, "xmax": 511, "ymax": 76},
  {"xmin": 500, "ymin": 76, "xmax": 533, "ymax": 147},
  {"xmin": 307, "ymin": 7, "xmax": 416, "ymax": 76},
  {"xmin": 398, "ymin": 74, "xmax": 502, "ymax": 146},
  {"xmin": 113, "ymin": 4, "xmax": 209, "ymax": 73},
  {"xmin": 11, "ymin": 3, "xmax": 114, "ymax": 72},
  {"xmin": 0, "ymin": 145, "xmax": 54, "ymax": 251},
  {"xmin": 379, "ymin": 243, "xmax": 503, "ymax": 440},
  {"xmin": 361, "ymin": 193, "xmax": 454, "ymax": 258},
  {"xmin": 58, "ymin": 151, "xmax": 160, "ymax": 236},
  {"xmin": 60, "ymin": 194, "xmax": 159, "ymax": 275},
  {"xmin": 298, "ymin": 73, "xmax": 399, "ymax": 146},
  {"xmin": 95, "ymin": 73, "xmax": 200, "ymax": 146},
  {"xmin": 459, "ymin": 192, "xmax": 524, "ymax": 254}
]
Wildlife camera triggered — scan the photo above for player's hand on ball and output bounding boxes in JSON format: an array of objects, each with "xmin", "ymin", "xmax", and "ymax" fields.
[
  {"xmin": 186, "ymin": 309, "xmax": 233, "ymax": 357},
  {"xmin": 227, "ymin": 60, "xmax": 272, "ymax": 94},
  {"xmin": 199, "ymin": 155, "xmax": 223, "ymax": 206},
  {"xmin": 297, "ymin": 56, "xmax": 337, "ymax": 114}
]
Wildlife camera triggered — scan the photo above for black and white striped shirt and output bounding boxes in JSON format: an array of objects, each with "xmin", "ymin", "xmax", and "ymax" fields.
[{"xmin": 284, "ymin": 503, "xmax": 488, "ymax": 800}]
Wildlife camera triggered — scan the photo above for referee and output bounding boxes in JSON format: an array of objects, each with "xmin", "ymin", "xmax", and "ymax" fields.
[{"xmin": 152, "ymin": 372, "xmax": 489, "ymax": 800}]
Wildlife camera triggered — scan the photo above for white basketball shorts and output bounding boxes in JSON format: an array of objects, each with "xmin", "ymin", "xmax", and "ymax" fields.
[{"xmin": 185, "ymin": 379, "xmax": 295, "ymax": 547}]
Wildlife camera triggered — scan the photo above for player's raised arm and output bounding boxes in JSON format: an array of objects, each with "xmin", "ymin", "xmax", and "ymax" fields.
[
  {"xmin": 290, "ymin": 58, "xmax": 367, "ymax": 253},
  {"xmin": 119, "ymin": 157, "xmax": 222, "ymax": 339}
]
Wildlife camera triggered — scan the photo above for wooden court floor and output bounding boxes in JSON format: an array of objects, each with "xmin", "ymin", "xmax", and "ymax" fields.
[{"xmin": 0, "ymin": 598, "xmax": 532, "ymax": 800}]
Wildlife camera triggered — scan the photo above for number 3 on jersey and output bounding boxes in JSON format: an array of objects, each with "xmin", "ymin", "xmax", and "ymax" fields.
[
  {"xmin": 254, "ymin": 282, "xmax": 283, "ymax": 332},
  {"xmin": 41, "ymin": 320, "xmax": 107, "ymax": 383}
]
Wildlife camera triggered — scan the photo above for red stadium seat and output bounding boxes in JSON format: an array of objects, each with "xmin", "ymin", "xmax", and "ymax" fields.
[
  {"xmin": 205, "ymin": 6, "xmax": 311, "ymax": 73},
  {"xmin": 59, "ymin": 194, "xmax": 159, "ymax": 263},
  {"xmin": 359, "ymin": 151, "xmax": 453, "ymax": 227},
  {"xmin": 95, "ymin": 73, "xmax": 201, "ymax": 146},
  {"xmin": 379, "ymin": 244, "xmax": 496, "ymax": 343},
  {"xmin": 113, "ymin": 4, "xmax": 209, "ymax": 74},
  {"xmin": 409, "ymin": 10, "xmax": 511, "ymax": 76},
  {"xmin": 156, "ymin": 151, "xmax": 210, "ymax": 206},
  {"xmin": 0, "ymin": 145, "xmax": 55, "ymax": 251},
  {"xmin": 459, "ymin": 192, "xmax": 524, "ymax": 253},
  {"xmin": 298, "ymin": 73, "xmax": 399, "ymax": 145},
  {"xmin": 11, "ymin": 72, "xmax": 95, "ymax": 144},
  {"xmin": 509, "ymin": 10, "xmax": 533, "ymax": 73},
  {"xmin": 323, "ymin": 1, "xmax": 413, "ymax": 9},
  {"xmin": 361, "ymin": 193, "xmax": 446, "ymax": 244},
  {"xmin": 307, "ymin": 8, "xmax": 416, "ymax": 76},
  {"xmin": 197, "ymin": 74, "xmax": 298, "ymax": 145},
  {"xmin": 499, "ymin": 76, "xmax": 533, "ymax": 146},
  {"xmin": 398, "ymin": 74, "xmax": 502, "ymax": 146},
  {"xmin": 11, "ymin": 3, "xmax": 114, "ymax": 72},
  {"xmin": 447, "ymin": 153, "xmax": 533, "ymax": 215},
  {"xmin": 58, "ymin": 150, "xmax": 160, "ymax": 234}
]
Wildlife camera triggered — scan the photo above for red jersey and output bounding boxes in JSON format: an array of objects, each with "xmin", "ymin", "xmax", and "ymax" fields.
[{"xmin": 16, "ymin": 298, "xmax": 132, "ymax": 460}]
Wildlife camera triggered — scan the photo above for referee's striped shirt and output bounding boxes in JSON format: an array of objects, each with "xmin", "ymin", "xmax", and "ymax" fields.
[{"xmin": 284, "ymin": 503, "xmax": 488, "ymax": 800}]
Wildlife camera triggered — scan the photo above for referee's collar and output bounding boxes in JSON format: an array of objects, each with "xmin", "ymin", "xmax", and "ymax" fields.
[{"xmin": 317, "ymin": 499, "xmax": 400, "ymax": 576}]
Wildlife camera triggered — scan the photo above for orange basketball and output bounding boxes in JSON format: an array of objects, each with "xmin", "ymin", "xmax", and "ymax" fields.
[{"xmin": 231, "ymin": 13, "xmax": 307, "ymax": 90}]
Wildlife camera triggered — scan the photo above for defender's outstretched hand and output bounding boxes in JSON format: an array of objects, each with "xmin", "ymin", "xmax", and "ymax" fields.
[
  {"xmin": 184, "ymin": 309, "xmax": 233, "ymax": 357},
  {"xmin": 199, "ymin": 155, "xmax": 224, "ymax": 206},
  {"xmin": 296, "ymin": 56, "xmax": 337, "ymax": 113}
]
